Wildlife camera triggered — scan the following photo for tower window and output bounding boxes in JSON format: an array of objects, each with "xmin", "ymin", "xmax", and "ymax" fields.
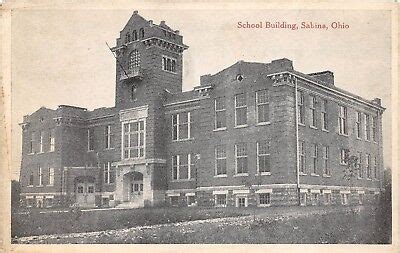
[
  {"xmin": 162, "ymin": 56, "xmax": 177, "ymax": 73},
  {"xmin": 131, "ymin": 85, "xmax": 137, "ymax": 101},
  {"xmin": 139, "ymin": 28, "xmax": 145, "ymax": 39},
  {"xmin": 132, "ymin": 30, "xmax": 138, "ymax": 41},
  {"xmin": 236, "ymin": 74, "xmax": 244, "ymax": 82},
  {"xmin": 128, "ymin": 50, "xmax": 140, "ymax": 70}
]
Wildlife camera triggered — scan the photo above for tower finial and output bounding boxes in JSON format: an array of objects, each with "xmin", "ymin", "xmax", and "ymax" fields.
[{"xmin": 133, "ymin": 10, "xmax": 139, "ymax": 15}]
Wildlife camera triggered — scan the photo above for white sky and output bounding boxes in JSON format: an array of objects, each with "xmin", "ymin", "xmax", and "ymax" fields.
[{"xmin": 10, "ymin": 9, "xmax": 392, "ymax": 180}]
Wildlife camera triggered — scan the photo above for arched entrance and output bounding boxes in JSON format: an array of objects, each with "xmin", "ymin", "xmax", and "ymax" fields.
[
  {"xmin": 74, "ymin": 176, "xmax": 96, "ymax": 207},
  {"xmin": 123, "ymin": 171, "xmax": 144, "ymax": 206}
]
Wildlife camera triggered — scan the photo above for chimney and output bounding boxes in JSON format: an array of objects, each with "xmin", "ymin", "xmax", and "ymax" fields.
[
  {"xmin": 372, "ymin": 98, "xmax": 382, "ymax": 106},
  {"xmin": 270, "ymin": 58, "xmax": 294, "ymax": 71},
  {"xmin": 308, "ymin": 71, "xmax": 334, "ymax": 86},
  {"xmin": 160, "ymin": 21, "xmax": 166, "ymax": 26},
  {"xmin": 200, "ymin": 74, "xmax": 212, "ymax": 86}
]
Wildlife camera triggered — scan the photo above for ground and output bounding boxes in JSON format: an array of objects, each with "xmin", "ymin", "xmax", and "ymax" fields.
[{"xmin": 12, "ymin": 204, "xmax": 391, "ymax": 244}]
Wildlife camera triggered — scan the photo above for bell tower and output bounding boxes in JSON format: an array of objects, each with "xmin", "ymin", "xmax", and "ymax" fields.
[{"xmin": 111, "ymin": 11, "xmax": 188, "ymax": 109}]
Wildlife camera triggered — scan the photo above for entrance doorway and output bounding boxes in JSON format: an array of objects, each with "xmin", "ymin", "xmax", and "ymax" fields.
[
  {"xmin": 123, "ymin": 171, "xmax": 144, "ymax": 206},
  {"xmin": 75, "ymin": 177, "xmax": 96, "ymax": 207}
]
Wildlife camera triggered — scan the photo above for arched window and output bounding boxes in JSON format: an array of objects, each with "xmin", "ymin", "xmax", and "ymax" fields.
[
  {"xmin": 125, "ymin": 33, "xmax": 130, "ymax": 43},
  {"xmin": 128, "ymin": 50, "xmax": 140, "ymax": 69},
  {"xmin": 132, "ymin": 30, "xmax": 138, "ymax": 41},
  {"xmin": 139, "ymin": 28, "xmax": 144, "ymax": 39}
]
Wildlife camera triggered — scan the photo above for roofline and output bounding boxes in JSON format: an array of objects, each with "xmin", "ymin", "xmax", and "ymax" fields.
[{"xmin": 267, "ymin": 71, "xmax": 385, "ymax": 111}]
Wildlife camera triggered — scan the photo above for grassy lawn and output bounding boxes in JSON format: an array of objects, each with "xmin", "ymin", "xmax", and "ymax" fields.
[
  {"xmin": 12, "ymin": 205, "xmax": 391, "ymax": 244},
  {"xmin": 12, "ymin": 206, "xmax": 247, "ymax": 238}
]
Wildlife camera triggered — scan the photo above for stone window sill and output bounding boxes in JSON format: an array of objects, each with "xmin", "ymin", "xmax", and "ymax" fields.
[
  {"xmin": 322, "ymin": 174, "xmax": 331, "ymax": 178},
  {"xmin": 311, "ymin": 173, "xmax": 320, "ymax": 177},
  {"xmin": 213, "ymin": 127, "xmax": 227, "ymax": 132},
  {"xmin": 234, "ymin": 125, "xmax": 248, "ymax": 129},
  {"xmin": 256, "ymin": 122, "xmax": 271, "ymax": 126},
  {"xmin": 172, "ymin": 138, "xmax": 194, "ymax": 142},
  {"xmin": 255, "ymin": 172, "xmax": 271, "ymax": 176},
  {"xmin": 214, "ymin": 175, "xmax": 227, "ymax": 178},
  {"xmin": 299, "ymin": 172, "xmax": 307, "ymax": 176},
  {"xmin": 234, "ymin": 173, "xmax": 249, "ymax": 177},
  {"xmin": 309, "ymin": 125, "xmax": 318, "ymax": 130}
]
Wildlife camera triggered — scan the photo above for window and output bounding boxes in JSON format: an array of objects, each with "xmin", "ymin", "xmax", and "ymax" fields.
[
  {"xmin": 237, "ymin": 196, "xmax": 247, "ymax": 207},
  {"xmin": 299, "ymin": 141, "xmax": 306, "ymax": 173},
  {"xmin": 365, "ymin": 114, "xmax": 370, "ymax": 141},
  {"xmin": 357, "ymin": 151, "xmax": 363, "ymax": 178},
  {"xmin": 39, "ymin": 131, "xmax": 44, "ymax": 153},
  {"xmin": 29, "ymin": 132, "xmax": 35, "ymax": 153},
  {"xmin": 321, "ymin": 99, "xmax": 328, "ymax": 130},
  {"xmin": 358, "ymin": 194, "xmax": 364, "ymax": 205},
  {"xmin": 235, "ymin": 93, "xmax": 247, "ymax": 126},
  {"xmin": 340, "ymin": 149, "xmax": 348, "ymax": 165},
  {"xmin": 105, "ymin": 125, "xmax": 113, "ymax": 149},
  {"xmin": 372, "ymin": 116, "xmax": 377, "ymax": 141},
  {"xmin": 338, "ymin": 105, "xmax": 348, "ymax": 135},
  {"xmin": 300, "ymin": 192, "xmax": 307, "ymax": 206},
  {"xmin": 235, "ymin": 143, "xmax": 248, "ymax": 174},
  {"xmin": 49, "ymin": 128, "xmax": 55, "ymax": 152},
  {"xmin": 323, "ymin": 146, "xmax": 330, "ymax": 175},
  {"xmin": 341, "ymin": 193, "xmax": 348, "ymax": 205},
  {"xmin": 48, "ymin": 167, "xmax": 54, "ymax": 186},
  {"xmin": 139, "ymin": 28, "xmax": 144, "ymax": 38},
  {"xmin": 132, "ymin": 30, "xmax": 137, "ymax": 41},
  {"xmin": 131, "ymin": 85, "xmax": 137, "ymax": 101},
  {"xmin": 172, "ymin": 112, "xmax": 191, "ymax": 140},
  {"xmin": 29, "ymin": 172, "xmax": 34, "ymax": 186},
  {"xmin": 356, "ymin": 112, "xmax": 362, "ymax": 139},
  {"xmin": 87, "ymin": 128, "xmax": 94, "ymax": 151},
  {"xmin": 77, "ymin": 186, "xmax": 84, "ymax": 193},
  {"xmin": 324, "ymin": 193, "xmax": 331, "ymax": 205},
  {"xmin": 170, "ymin": 196, "xmax": 179, "ymax": 206},
  {"xmin": 88, "ymin": 186, "xmax": 94, "ymax": 193},
  {"xmin": 297, "ymin": 91, "xmax": 305, "ymax": 125},
  {"xmin": 215, "ymin": 98, "xmax": 226, "ymax": 129},
  {"xmin": 162, "ymin": 56, "xmax": 177, "ymax": 73},
  {"xmin": 123, "ymin": 120, "xmax": 145, "ymax": 159},
  {"xmin": 125, "ymin": 33, "xmax": 130, "ymax": 43},
  {"xmin": 311, "ymin": 193, "xmax": 319, "ymax": 205},
  {"xmin": 311, "ymin": 144, "xmax": 318, "ymax": 174},
  {"xmin": 38, "ymin": 166, "xmax": 43, "ymax": 186},
  {"xmin": 256, "ymin": 90, "xmax": 270, "ymax": 124},
  {"xmin": 374, "ymin": 157, "xmax": 378, "ymax": 179},
  {"xmin": 259, "ymin": 193, "xmax": 271, "ymax": 206},
  {"xmin": 128, "ymin": 50, "xmax": 140, "ymax": 70},
  {"xmin": 310, "ymin": 95, "xmax": 317, "ymax": 127},
  {"xmin": 172, "ymin": 154, "xmax": 193, "ymax": 180},
  {"xmin": 215, "ymin": 145, "xmax": 227, "ymax": 176},
  {"xmin": 257, "ymin": 140, "xmax": 271, "ymax": 173},
  {"xmin": 215, "ymin": 194, "xmax": 227, "ymax": 207},
  {"xmin": 366, "ymin": 154, "xmax": 371, "ymax": 179},
  {"xmin": 103, "ymin": 162, "xmax": 115, "ymax": 184},
  {"xmin": 187, "ymin": 195, "xmax": 196, "ymax": 206}
]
